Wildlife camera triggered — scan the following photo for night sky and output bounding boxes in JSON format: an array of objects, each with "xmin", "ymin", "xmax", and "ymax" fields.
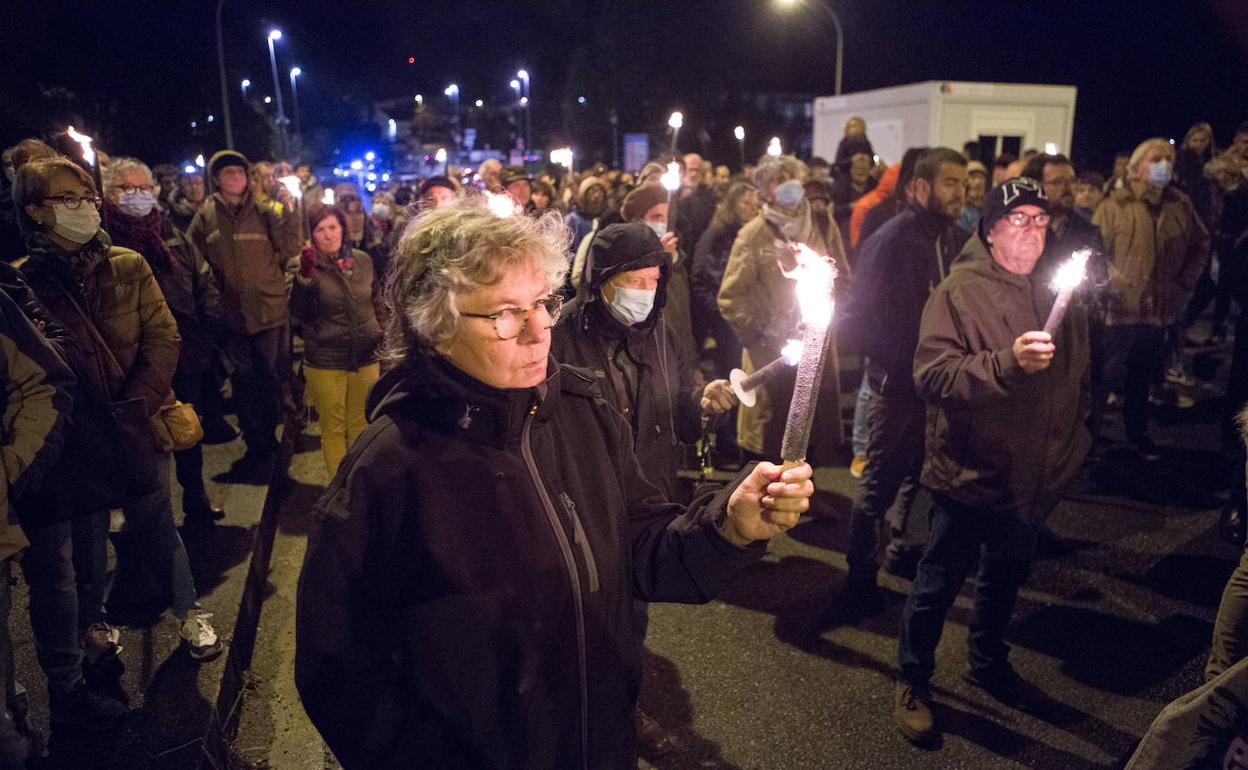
[{"xmin": 4, "ymin": 0, "xmax": 1247, "ymax": 173}]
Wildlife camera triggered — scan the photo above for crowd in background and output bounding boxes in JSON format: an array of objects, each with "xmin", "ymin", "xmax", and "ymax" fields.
[{"xmin": 0, "ymin": 111, "xmax": 1246, "ymax": 766}]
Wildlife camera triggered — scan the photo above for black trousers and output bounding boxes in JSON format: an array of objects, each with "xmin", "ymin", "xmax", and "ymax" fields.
[{"xmin": 227, "ymin": 324, "xmax": 288, "ymax": 454}]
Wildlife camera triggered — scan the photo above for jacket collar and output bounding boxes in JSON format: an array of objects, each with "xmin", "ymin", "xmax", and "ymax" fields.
[{"xmin": 367, "ymin": 351, "xmax": 562, "ymax": 449}]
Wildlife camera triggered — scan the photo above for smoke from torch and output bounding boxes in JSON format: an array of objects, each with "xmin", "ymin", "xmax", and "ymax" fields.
[{"xmin": 1042, "ymin": 249, "xmax": 1090, "ymax": 335}]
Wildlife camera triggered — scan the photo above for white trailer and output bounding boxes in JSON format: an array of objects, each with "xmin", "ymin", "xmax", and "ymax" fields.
[{"xmin": 812, "ymin": 80, "xmax": 1077, "ymax": 166}]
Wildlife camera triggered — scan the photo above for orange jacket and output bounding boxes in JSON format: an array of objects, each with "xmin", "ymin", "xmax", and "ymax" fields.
[{"xmin": 850, "ymin": 164, "xmax": 900, "ymax": 249}]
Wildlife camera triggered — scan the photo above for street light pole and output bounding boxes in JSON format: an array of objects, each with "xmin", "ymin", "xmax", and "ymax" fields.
[
  {"xmin": 289, "ymin": 67, "xmax": 302, "ymax": 141},
  {"xmin": 517, "ymin": 69, "xmax": 531, "ymax": 157},
  {"xmin": 445, "ymin": 84, "xmax": 460, "ymax": 165},
  {"xmin": 776, "ymin": 0, "xmax": 843, "ymax": 96},
  {"xmin": 734, "ymin": 125, "xmax": 746, "ymax": 170},
  {"xmin": 266, "ymin": 29, "xmax": 289, "ymax": 157},
  {"xmin": 215, "ymin": 0, "xmax": 234, "ymax": 149}
]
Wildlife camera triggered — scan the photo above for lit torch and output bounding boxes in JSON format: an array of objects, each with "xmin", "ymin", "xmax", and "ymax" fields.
[
  {"xmin": 484, "ymin": 190, "xmax": 518, "ymax": 218},
  {"xmin": 66, "ymin": 126, "xmax": 103, "ymax": 192},
  {"xmin": 279, "ymin": 175, "xmax": 307, "ymax": 240},
  {"xmin": 779, "ymin": 242, "xmax": 836, "ymax": 465},
  {"xmin": 1042, "ymin": 249, "xmax": 1091, "ymax": 335},
  {"xmin": 660, "ymin": 161, "xmax": 681, "ymax": 235},
  {"xmin": 729, "ymin": 339, "xmax": 802, "ymax": 407},
  {"xmin": 668, "ymin": 111, "xmax": 683, "ymax": 153},
  {"xmin": 321, "ymin": 189, "xmax": 335, "ymax": 206}
]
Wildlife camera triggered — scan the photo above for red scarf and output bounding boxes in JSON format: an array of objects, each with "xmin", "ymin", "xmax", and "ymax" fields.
[{"xmin": 102, "ymin": 200, "xmax": 178, "ymax": 271}]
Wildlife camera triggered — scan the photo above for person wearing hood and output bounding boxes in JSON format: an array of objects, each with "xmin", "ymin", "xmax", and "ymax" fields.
[
  {"xmin": 849, "ymin": 162, "xmax": 899, "ymax": 251},
  {"xmin": 167, "ymin": 169, "xmax": 206, "ymax": 233},
  {"xmin": 894, "ymin": 177, "xmax": 1092, "ymax": 746},
  {"xmin": 1091, "ymin": 138, "xmax": 1208, "ymax": 459},
  {"xmin": 294, "ymin": 202, "xmax": 813, "ymax": 770},
  {"xmin": 102, "ymin": 157, "xmax": 226, "ymax": 523},
  {"xmin": 717, "ymin": 154, "xmax": 850, "ymax": 465},
  {"xmin": 550, "ymin": 221, "xmax": 736, "ymax": 757},
  {"xmin": 838, "ymin": 148, "xmax": 969, "ymax": 615},
  {"xmin": 291, "ymin": 206, "xmax": 384, "ymax": 476},
  {"xmin": 187, "ymin": 150, "xmax": 300, "ymax": 462},
  {"xmin": 565, "ymin": 175, "xmax": 609, "ymax": 257}
]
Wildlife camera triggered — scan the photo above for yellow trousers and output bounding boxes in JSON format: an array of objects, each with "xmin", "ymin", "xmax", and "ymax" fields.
[{"xmin": 304, "ymin": 363, "xmax": 380, "ymax": 477}]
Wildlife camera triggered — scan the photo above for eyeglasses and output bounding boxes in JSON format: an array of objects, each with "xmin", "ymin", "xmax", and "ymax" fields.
[
  {"xmin": 112, "ymin": 183, "xmax": 157, "ymax": 195},
  {"xmin": 1005, "ymin": 211, "xmax": 1051, "ymax": 228},
  {"xmin": 1045, "ymin": 178, "xmax": 1077, "ymax": 188},
  {"xmin": 461, "ymin": 295, "xmax": 564, "ymax": 340},
  {"xmin": 42, "ymin": 194, "xmax": 101, "ymax": 210}
]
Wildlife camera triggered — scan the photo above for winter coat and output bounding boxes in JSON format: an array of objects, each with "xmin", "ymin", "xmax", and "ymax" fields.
[
  {"xmin": 691, "ymin": 219, "xmax": 744, "ymax": 374},
  {"xmin": 294, "ymin": 353, "xmax": 764, "ymax": 770},
  {"xmin": 144, "ymin": 219, "xmax": 224, "ymax": 376},
  {"xmin": 290, "ymin": 247, "xmax": 383, "ymax": 371},
  {"xmin": 186, "ymin": 191, "xmax": 301, "ymax": 335},
  {"xmin": 850, "ymin": 165, "xmax": 899, "ymax": 250},
  {"xmin": 0, "ymin": 287, "xmax": 75, "ymax": 557},
  {"xmin": 19, "ymin": 233, "xmax": 180, "ymax": 419},
  {"xmin": 840, "ymin": 204, "xmax": 965, "ymax": 401},
  {"xmin": 717, "ymin": 209, "xmax": 849, "ymax": 461},
  {"xmin": 1092, "ymin": 183, "xmax": 1209, "ymax": 326},
  {"xmin": 858, "ymin": 194, "xmax": 906, "ymax": 248},
  {"xmin": 914, "ymin": 234, "xmax": 1091, "ymax": 523},
  {"xmin": 552, "ymin": 295, "xmax": 700, "ymax": 503}
]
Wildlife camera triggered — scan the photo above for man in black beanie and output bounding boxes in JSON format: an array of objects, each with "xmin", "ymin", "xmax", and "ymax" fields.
[{"xmin": 893, "ymin": 177, "xmax": 1092, "ymax": 746}]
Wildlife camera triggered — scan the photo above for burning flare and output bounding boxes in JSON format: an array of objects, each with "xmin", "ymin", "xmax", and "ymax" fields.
[
  {"xmin": 781, "ymin": 339, "xmax": 803, "ymax": 365},
  {"xmin": 781, "ymin": 243, "xmax": 836, "ymax": 330},
  {"xmin": 321, "ymin": 189, "xmax": 336, "ymax": 206},
  {"xmin": 1050, "ymin": 249, "xmax": 1090, "ymax": 292},
  {"xmin": 484, "ymin": 190, "xmax": 518, "ymax": 218},
  {"xmin": 278, "ymin": 176, "xmax": 303, "ymax": 200},
  {"xmin": 661, "ymin": 162, "xmax": 681, "ymax": 193},
  {"xmin": 66, "ymin": 126, "xmax": 95, "ymax": 167}
]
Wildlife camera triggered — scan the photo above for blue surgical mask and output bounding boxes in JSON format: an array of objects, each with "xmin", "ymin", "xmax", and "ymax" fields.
[
  {"xmin": 774, "ymin": 179, "xmax": 805, "ymax": 208},
  {"xmin": 119, "ymin": 190, "xmax": 158, "ymax": 217},
  {"xmin": 606, "ymin": 285, "xmax": 656, "ymax": 325},
  {"xmin": 1148, "ymin": 160, "xmax": 1172, "ymax": 188},
  {"xmin": 645, "ymin": 220, "xmax": 667, "ymax": 240}
]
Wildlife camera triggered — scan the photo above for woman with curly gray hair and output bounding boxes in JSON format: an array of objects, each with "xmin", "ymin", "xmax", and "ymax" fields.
[{"xmin": 295, "ymin": 199, "xmax": 814, "ymax": 769}]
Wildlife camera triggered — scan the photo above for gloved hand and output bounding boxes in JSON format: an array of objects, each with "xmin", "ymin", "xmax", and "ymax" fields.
[{"xmin": 299, "ymin": 245, "xmax": 318, "ymax": 278}]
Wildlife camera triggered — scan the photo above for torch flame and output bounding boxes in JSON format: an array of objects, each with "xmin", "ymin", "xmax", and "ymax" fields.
[
  {"xmin": 66, "ymin": 126, "xmax": 95, "ymax": 167},
  {"xmin": 1050, "ymin": 249, "xmax": 1090, "ymax": 292},
  {"xmin": 278, "ymin": 175, "xmax": 303, "ymax": 200},
  {"xmin": 321, "ymin": 189, "xmax": 336, "ymax": 206},
  {"xmin": 781, "ymin": 242, "xmax": 836, "ymax": 330},
  {"xmin": 484, "ymin": 190, "xmax": 518, "ymax": 218},
  {"xmin": 661, "ymin": 162, "xmax": 681, "ymax": 192},
  {"xmin": 668, "ymin": 111, "xmax": 683, "ymax": 130},
  {"xmin": 781, "ymin": 339, "xmax": 803, "ymax": 365}
]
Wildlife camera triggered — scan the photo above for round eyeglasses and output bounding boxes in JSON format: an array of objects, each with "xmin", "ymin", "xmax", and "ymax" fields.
[
  {"xmin": 42, "ymin": 194, "xmax": 101, "ymax": 211},
  {"xmin": 460, "ymin": 295, "xmax": 564, "ymax": 340}
]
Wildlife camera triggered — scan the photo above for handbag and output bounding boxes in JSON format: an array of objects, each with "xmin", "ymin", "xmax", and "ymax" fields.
[{"xmin": 152, "ymin": 397, "xmax": 204, "ymax": 452}]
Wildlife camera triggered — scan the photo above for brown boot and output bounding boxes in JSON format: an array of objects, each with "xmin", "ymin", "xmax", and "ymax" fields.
[
  {"xmin": 894, "ymin": 680, "xmax": 937, "ymax": 745},
  {"xmin": 634, "ymin": 707, "xmax": 675, "ymax": 758}
]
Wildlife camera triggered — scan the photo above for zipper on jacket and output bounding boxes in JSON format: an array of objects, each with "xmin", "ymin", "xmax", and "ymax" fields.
[
  {"xmin": 521, "ymin": 405, "xmax": 590, "ymax": 770},
  {"xmin": 562, "ymin": 492, "xmax": 601, "ymax": 593}
]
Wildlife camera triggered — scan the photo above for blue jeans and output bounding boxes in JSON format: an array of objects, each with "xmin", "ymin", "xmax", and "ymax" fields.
[
  {"xmin": 112, "ymin": 452, "xmax": 199, "ymax": 615},
  {"xmin": 851, "ymin": 370, "xmax": 879, "ymax": 458},
  {"xmin": 21, "ymin": 510, "xmax": 109, "ymax": 694},
  {"xmin": 898, "ymin": 494, "xmax": 1040, "ymax": 687}
]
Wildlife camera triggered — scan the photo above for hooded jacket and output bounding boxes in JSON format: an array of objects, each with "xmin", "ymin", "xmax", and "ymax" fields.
[
  {"xmin": 1092, "ymin": 182, "xmax": 1209, "ymax": 326},
  {"xmin": 551, "ymin": 223, "xmax": 700, "ymax": 501},
  {"xmin": 186, "ymin": 190, "xmax": 300, "ymax": 335},
  {"xmin": 849, "ymin": 164, "xmax": 900, "ymax": 250},
  {"xmin": 295, "ymin": 352, "xmax": 763, "ymax": 770},
  {"xmin": 914, "ymin": 234, "xmax": 1091, "ymax": 522},
  {"xmin": 290, "ymin": 246, "xmax": 383, "ymax": 371}
]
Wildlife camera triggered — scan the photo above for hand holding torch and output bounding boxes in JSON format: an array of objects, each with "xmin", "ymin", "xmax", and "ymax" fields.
[{"xmin": 778, "ymin": 243, "xmax": 837, "ymax": 467}]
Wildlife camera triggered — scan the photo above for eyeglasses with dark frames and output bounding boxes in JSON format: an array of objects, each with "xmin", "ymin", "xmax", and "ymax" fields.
[{"xmin": 460, "ymin": 295, "xmax": 564, "ymax": 340}]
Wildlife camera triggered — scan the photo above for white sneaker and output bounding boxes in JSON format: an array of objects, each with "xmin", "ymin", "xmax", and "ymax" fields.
[{"xmin": 179, "ymin": 612, "xmax": 224, "ymax": 661}]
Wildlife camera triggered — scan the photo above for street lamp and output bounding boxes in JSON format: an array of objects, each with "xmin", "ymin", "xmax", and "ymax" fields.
[
  {"xmin": 289, "ymin": 67, "xmax": 302, "ymax": 140},
  {"xmin": 241, "ymin": 78, "xmax": 251, "ymax": 98},
  {"xmin": 266, "ymin": 29, "xmax": 289, "ymax": 156},
  {"xmin": 734, "ymin": 125, "xmax": 746, "ymax": 169},
  {"xmin": 445, "ymin": 83, "xmax": 460, "ymax": 164},
  {"xmin": 775, "ymin": 0, "xmax": 843, "ymax": 96},
  {"xmin": 668, "ymin": 111, "xmax": 683, "ymax": 153},
  {"xmin": 517, "ymin": 69, "xmax": 531, "ymax": 155},
  {"xmin": 215, "ymin": 0, "xmax": 234, "ymax": 148}
]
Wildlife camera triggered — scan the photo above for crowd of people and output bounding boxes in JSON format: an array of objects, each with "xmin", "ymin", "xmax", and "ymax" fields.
[{"xmin": 0, "ymin": 111, "xmax": 1245, "ymax": 767}]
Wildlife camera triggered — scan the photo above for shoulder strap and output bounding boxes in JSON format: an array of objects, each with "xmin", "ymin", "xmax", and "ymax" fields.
[{"xmin": 54, "ymin": 277, "xmax": 126, "ymax": 381}]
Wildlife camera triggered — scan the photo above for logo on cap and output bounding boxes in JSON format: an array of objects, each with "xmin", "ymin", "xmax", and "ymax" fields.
[{"xmin": 999, "ymin": 177, "xmax": 1047, "ymax": 206}]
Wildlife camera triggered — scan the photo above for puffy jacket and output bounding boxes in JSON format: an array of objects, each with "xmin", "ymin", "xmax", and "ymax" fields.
[
  {"xmin": 716, "ymin": 210, "xmax": 849, "ymax": 459},
  {"xmin": 914, "ymin": 235, "xmax": 1091, "ymax": 523},
  {"xmin": 0, "ymin": 287, "xmax": 75, "ymax": 557},
  {"xmin": 1092, "ymin": 183, "xmax": 1209, "ymax": 326},
  {"xmin": 20, "ymin": 232, "xmax": 180, "ymax": 418},
  {"xmin": 186, "ymin": 191, "xmax": 300, "ymax": 334},
  {"xmin": 134, "ymin": 219, "xmax": 224, "ymax": 377},
  {"xmin": 290, "ymin": 247, "xmax": 383, "ymax": 371},
  {"xmin": 295, "ymin": 353, "xmax": 764, "ymax": 770},
  {"xmin": 840, "ymin": 204, "xmax": 965, "ymax": 401}
]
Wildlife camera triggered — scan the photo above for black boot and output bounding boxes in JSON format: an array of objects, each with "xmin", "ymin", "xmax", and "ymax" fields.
[{"xmin": 183, "ymin": 490, "xmax": 225, "ymax": 522}]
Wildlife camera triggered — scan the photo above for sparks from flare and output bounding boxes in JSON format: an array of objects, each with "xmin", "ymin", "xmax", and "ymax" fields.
[
  {"xmin": 780, "ymin": 242, "xmax": 836, "ymax": 330},
  {"xmin": 65, "ymin": 126, "xmax": 95, "ymax": 167},
  {"xmin": 1050, "ymin": 249, "xmax": 1090, "ymax": 292},
  {"xmin": 781, "ymin": 339, "xmax": 803, "ymax": 365}
]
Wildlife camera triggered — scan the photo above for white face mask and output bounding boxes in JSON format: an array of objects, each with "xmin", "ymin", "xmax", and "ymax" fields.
[
  {"xmin": 119, "ymin": 190, "xmax": 158, "ymax": 217},
  {"xmin": 372, "ymin": 203, "xmax": 393, "ymax": 220},
  {"xmin": 606, "ymin": 285, "xmax": 656, "ymax": 325},
  {"xmin": 645, "ymin": 220, "xmax": 667, "ymax": 240},
  {"xmin": 51, "ymin": 203, "xmax": 101, "ymax": 244}
]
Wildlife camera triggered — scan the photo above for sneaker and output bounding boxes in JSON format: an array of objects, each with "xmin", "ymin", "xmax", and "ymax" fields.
[
  {"xmin": 894, "ymin": 681, "xmax": 937, "ymax": 745},
  {"xmin": 962, "ymin": 666, "xmax": 1049, "ymax": 714},
  {"xmin": 850, "ymin": 455, "xmax": 868, "ymax": 479},
  {"xmin": 634, "ymin": 707, "xmax": 675, "ymax": 758},
  {"xmin": 180, "ymin": 612, "xmax": 224, "ymax": 661},
  {"xmin": 49, "ymin": 682, "xmax": 128, "ymax": 731}
]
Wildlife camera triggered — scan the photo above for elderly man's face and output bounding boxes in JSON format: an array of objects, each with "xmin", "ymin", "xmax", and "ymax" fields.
[
  {"xmin": 601, "ymin": 266, "xmax": 661, "ymax": 321},
  {"xmin": 683, "ymin": 155, "xmax": 703, "ymax": 188},
  {"xmin": 987, "ymin": 204, "xmax": 1048, "ymax": 275},
  {"xmin": 439, "ymin": 263, "xmax": 553, "ymax": 389}
]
